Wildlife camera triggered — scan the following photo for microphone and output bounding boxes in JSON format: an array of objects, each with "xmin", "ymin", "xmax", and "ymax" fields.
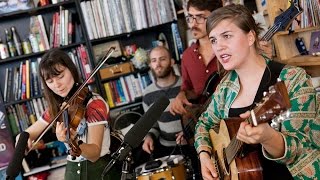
[
  {"xmin": 101, "ymin": 96, "xmax": 170, "ymax": 177},
  {"xmin": 6, "ymin": 131, "xmax": 30, "ymax": 180}
]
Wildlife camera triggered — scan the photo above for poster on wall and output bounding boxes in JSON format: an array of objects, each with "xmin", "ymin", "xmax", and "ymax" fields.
[{"xmin": 0, "ymin": 110, "xmax": 14, "ymax": 170}]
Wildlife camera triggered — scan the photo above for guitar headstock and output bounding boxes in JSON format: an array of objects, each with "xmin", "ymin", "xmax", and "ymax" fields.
[
  {"xmin": 250, "ymin": 80, "xmax": 291, "ymax": 126},
  {"xmin": 262, "ymin": 0, "xmax": 303, "ymax": 41},
  {"xmin": 274, "ymin": 0, "xmax": 302, "ymax": 30}
]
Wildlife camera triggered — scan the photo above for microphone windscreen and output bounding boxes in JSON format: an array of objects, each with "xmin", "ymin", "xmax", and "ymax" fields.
[
  {"xmin": 6, "ymin": 131, "xmax": 29, "ymax": 179},
  {"xmin": 124, "ymin": 96, "xmax": 169, "ymax": 148}
]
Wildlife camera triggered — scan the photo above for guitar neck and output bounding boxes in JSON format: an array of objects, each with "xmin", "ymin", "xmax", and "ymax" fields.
[{"xmin": 260, "ymin": 24, "xmax": 279, "ymax": 42}]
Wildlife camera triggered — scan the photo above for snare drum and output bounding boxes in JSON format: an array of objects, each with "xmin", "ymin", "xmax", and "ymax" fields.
[{"xmin": 135, "ymin": 155, "xmax": 187, "ymax": 180}]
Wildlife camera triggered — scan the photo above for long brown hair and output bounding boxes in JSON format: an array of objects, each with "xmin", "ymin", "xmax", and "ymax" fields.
[{"xmin": 39, "ymin": 49, "xmax": 81, "ymax": 119}]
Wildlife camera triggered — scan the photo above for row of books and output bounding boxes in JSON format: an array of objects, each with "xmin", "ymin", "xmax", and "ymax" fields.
[
  {"xmin": 6, "ymin": 97, "xmax": 47, "ymax": 136},
  {"xmin": 49, "ymin": 6, "xmax": 75, "ymax": 48},
  {"xmin": 3, "ymin": 60, "xmax": 42, "ymax": 103},
  {"xmin": 104, "ymin": 72, "xmax": 153, "ymax": 108},
  {"xmin": 80, "ymin": 0, "xmax": 177, "ymax": 40},
  {"xmin": 30, "ymin": 6, "xmax": 77, "ymax": 53},
  {"xmin": 1, "ymin": 44, "xmax": 92, "ymax": 103},
  {"xmin": 68, "ymin": 44, "xmax": 93, "ymax": 83},
  {"xmin": 295, "ymin": 0, "xmax": 320, "ymax": 29}
]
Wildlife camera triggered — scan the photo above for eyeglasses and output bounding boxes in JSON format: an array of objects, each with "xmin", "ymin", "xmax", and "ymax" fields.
[{"xmin": 185, "ymin": 15, "xmax": 207, "ymax": 24}]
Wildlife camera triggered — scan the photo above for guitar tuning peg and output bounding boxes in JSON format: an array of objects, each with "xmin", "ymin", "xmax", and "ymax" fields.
[
  {"xmin": 268, "ymin": 86, "xmax": 276, "ymax": 93},
  {"xmin": 277, "ymin": 115, "xmax": 285, "ymax": 123},
  {"xmin": 271, "ymin": 121, "xmax": 280, "ymax": 131},
  {"xmin": 267, "ymin": 109, "xmax": 273, "ymax": 114},
  {"xmin": 277, "ymin": 78, "xmax": 282, "ymax": 82},
  {"xmin": 260, "ymin": 115, "xmax": 267, "ymax": 120},
  {"xmin": 285, "ymin": 110, "xmax": 291, "ymax": 118},
  {"xmin": 263, "ymin": 92, "xmax": 267, "ymax": 97},
  {"xmin": 273, "ymin": 104, "xmax": 281, "ymax": 110}
]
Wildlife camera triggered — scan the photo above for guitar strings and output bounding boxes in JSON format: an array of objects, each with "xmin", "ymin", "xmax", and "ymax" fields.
[{"xmin": 225, "ymin": 116, "xmax": 253, "ymax": 165}]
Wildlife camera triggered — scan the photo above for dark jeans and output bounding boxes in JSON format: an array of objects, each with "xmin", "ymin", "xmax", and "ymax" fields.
[{"xmin": 64, "ymin": 154, "xmax": 121, "ymax": 180}]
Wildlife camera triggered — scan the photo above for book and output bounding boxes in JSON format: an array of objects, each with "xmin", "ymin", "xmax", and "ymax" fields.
[
  {"xmin": 309, "ymin": 30, "xmax": 320, "ymax": 54},
  {"xmin": 104, "ymin": 82, "xmax": 115, "ymax": 108},
  {"xmin": 6, "ymin": 106, "xmax": 19, "ymax": 136},
  {"xmin": 25, "ymin": 60, "xmax": 30, "ymax": 99}
]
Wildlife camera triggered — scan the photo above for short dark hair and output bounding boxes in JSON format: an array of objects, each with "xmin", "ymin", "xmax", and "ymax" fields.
[
  {"xmin": 187, "ymin": 0, "xmax": 223, "ymax": 12},
  {"xmin": 206, "ymin": 4, "xmax": 263, "ymax": 51}
]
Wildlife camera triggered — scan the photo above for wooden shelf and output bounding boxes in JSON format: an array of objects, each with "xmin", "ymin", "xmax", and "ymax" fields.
[
  {"xmin": 276, "ymin": 26, "xmax": 320, "ymax": 36},
  {"xmin": 280, "ymin": 55, "xmax": 320, "ymax": 66}
]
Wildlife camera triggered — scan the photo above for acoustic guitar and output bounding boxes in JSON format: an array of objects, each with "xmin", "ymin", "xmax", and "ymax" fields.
[
  {"xmin": 209, "ymin": 80, "xmax": 291, "ymax": 179},
  {"xmin": 181, "ymin": 0, "xmax": 302, "ymax": 145}
]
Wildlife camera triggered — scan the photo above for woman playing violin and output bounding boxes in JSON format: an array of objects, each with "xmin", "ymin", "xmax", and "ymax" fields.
[{"xmin": 19, "ymin": 49, "xmax": 120, "ymax": 179}]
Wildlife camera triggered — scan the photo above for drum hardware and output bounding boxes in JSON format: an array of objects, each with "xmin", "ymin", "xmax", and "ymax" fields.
[
  {"xmin": 121, "ymin": 152, "xmax": 136, "ymax": 180},
  {"xmin": 145, "ymin": 160, "xmax": 162, "ymax": 170}
]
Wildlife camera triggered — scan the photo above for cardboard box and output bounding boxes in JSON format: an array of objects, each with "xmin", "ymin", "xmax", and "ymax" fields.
[{"xmin": 99, "ymin": 62, "xmax": 134, "ymax": 80}]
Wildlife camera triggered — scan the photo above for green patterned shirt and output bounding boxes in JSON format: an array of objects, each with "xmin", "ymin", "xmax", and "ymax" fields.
[{"xmin": 194, "ymin": 62, "xmax": 320, "ymax": 179}]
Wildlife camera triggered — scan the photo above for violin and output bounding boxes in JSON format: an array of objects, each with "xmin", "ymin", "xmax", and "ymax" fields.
[
  {"xmin": 62, "ymin": 86, "xmax": 91, "ymax": 158},
  {"xmin": 29, "ymin": 47, "xmax": 116, "ymax": 157}
]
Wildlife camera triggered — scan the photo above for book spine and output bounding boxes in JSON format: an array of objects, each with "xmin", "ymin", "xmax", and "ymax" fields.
[
  {"xmin": 104, "ymin": 82, "xmax": 115, "ymax": 108},
  {"xmin": 25, "ymin": 60, "xmax": 30, "ymax": 99},
  {"xmin": 21, "ymin": 63, "xmax": 26, "ymax": 100}
]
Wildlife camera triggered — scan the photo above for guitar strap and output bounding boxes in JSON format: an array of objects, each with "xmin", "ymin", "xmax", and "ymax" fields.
[
  {"xmin": 252, "ymin": 59, "xmax": 285, "ymax": 105},
  {"xmin": 250, "ymin": 60, "xmax": 294, "ymax": 179}
]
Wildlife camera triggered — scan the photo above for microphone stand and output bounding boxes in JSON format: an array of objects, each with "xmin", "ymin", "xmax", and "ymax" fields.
[
  {"xmin": 121, "ymin": 152, "xmax": 135, "ymax": 180},
  {"xmin": 101, "ymin": 143, "xmax": 132, "ymax": 180}
]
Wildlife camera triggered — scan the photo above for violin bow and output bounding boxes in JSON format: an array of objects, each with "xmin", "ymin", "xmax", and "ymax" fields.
[{"xmin": 29, "ymin": 47, "xmax": 116, "ymax": 152}]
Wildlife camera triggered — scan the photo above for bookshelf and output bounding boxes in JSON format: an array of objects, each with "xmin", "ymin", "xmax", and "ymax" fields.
[
  {"xmin": 266, "ymin": 0, "xmax": 320, "ymax": 77},
  {"xmin": 0, "ymin": 0, "xmax": 181, "ymax": 177}
]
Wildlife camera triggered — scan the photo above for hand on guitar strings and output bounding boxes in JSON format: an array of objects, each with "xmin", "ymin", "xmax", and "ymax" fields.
[
  {"xmin": 236, "ymin": 111, "xmax": 280, "ymax": 145},
  {"xmin": 170, "ymin": 92, "xmax": 193, "ymax": 115},
  {"xmin": 199, "ymin": 150, "xmax": 219, "ymax": 180}
]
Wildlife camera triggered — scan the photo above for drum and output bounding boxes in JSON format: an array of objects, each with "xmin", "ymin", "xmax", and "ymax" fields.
[{"xmin": 135, "ymin": 155, "xmax": 187, "ymax": 180}]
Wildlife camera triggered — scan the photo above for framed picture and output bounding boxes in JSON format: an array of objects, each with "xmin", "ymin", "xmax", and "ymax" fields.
[
  {"xmin": 92, "ymin": 40, "xmax": 122, "ymax": 64},
  {"xmin": 309, "ymin": 30, "xmax": 320, "ymax": 54}
]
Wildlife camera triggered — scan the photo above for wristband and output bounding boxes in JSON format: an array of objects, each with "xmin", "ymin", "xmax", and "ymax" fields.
[{"xmin": 198, "ymin": 150, "xmax": 211, "ymax": 157}]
